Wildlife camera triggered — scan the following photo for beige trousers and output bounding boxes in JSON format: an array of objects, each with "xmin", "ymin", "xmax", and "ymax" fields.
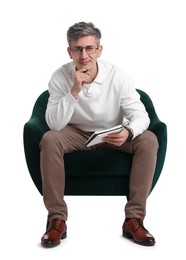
[{"xmin": 39, "ymin": 125, "xmax": 158, "ymax": 222}]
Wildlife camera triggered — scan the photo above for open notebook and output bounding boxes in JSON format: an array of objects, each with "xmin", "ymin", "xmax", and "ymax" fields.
[{"xmin": 85, "ymin": 124, "xmax": 124, "ymax": 147}]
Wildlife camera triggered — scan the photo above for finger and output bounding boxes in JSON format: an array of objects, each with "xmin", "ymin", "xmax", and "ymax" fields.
[
  {"xmin": 77, "ymin": 68, "xmax": 89, "ymax": 73},
  {"xmin": 83, "ymin": 74, "xmax": 92, "ymax": 84},
  {"xmin": 82, "ymin": 76, "xmax": 91, "ymax": 84}
]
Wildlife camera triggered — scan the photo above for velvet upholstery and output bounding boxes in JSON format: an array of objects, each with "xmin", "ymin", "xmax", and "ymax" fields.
[{"xmin": 23, "ymin": 89, "xmax": 167, "ymax": 196}]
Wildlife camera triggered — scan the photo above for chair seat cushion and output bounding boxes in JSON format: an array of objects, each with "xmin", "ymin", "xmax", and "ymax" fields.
[{"xmin": 64, "ymin": 150, "xmax": 133, "ymax": 177}]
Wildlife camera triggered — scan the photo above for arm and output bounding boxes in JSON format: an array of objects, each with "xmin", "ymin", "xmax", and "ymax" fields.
[
  {"xmin": 103, "ymin": 80, "xmax": 150, "ymax": 146},
  {"xmin": 121, "ymin": 87, "xmax": 150, "ymax": 138},
  {"xmin": 45, "ymin": 67, "xmax": 91, "ymax": 130}
]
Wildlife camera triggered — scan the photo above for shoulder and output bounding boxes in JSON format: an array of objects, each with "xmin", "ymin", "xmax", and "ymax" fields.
[
  {"xmin": 51, "ymin": 61, "xmax": 74, "ymax": 79},
  {"xmin": 96, "ymin": 60, "xmax": 134, "ymax": 97},
  {"xmin": 112, "ymin": 63, "xmax": 134, "ymax": 90},
  {"xmin": 99, "ymin": 60, "xmax": 132, "ymax": 79},
  {"xmin": 48, "ymin": 62, "xmax": 75, "ymax": 91}
]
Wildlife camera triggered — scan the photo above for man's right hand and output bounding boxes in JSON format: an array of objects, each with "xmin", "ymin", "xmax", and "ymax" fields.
[{"xmin": 71, "ymin": 68, "xmax": 92, "ymax": 98}]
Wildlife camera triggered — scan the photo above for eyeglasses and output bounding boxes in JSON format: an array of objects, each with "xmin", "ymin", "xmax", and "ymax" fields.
[{"xmin": 70, "ymin": 45, "xmax": 98, "ymax": 55}]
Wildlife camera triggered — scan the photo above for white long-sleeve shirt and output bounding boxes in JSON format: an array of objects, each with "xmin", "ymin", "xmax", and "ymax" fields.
[{"xmin": 46, "ymin": 60, "xmax": 150, "ymax": 138}]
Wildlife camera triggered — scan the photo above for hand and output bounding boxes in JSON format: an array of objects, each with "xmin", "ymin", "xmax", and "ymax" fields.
[
  {"xmin": 71, "ymin": 69, "xmax": 92, "ymax": 98},
  {"xmin": 102, "ymin": 129, "xmax": 129, "ymax": 146}
]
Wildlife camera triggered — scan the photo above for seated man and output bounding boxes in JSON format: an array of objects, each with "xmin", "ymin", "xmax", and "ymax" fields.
[{"xmin": 40, "ymin": 21, "xmax": 159, "ymax": 247}]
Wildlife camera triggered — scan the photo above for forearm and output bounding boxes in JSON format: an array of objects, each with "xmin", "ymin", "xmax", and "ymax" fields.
[
  {"xmin": 121, "ymin": 88, "xmax": 150, "ymax": 138},
  {"xmin": 45, "ymin": 92, "xmax": 78, "ymax": 130},
  {"xmin": 125, "ymin": 115, "xmax": 150, "ymax": 138}
]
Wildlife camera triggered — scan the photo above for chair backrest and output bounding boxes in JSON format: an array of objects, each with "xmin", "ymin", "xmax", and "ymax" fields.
[
  {"xmin": 31, "ymin": 90, "xmax": 50, "ymax": 132},
  {"xmin": 31, "ymin": 89, "xmax": 157, "ymax": 127},
  {"xmin": 136, "ymin": 89, "xmax": 159, "ymax": 124}
]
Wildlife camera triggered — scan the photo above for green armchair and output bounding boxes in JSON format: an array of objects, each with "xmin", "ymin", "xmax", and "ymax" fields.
[{"xmin": 23, "ymin": 89, "xmax": 167, "ymax": 196}]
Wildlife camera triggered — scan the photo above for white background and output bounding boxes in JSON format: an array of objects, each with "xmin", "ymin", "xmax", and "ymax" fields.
[{"xmin": 0, "ymin": 0, "xmax": 185, "ymax": 259}]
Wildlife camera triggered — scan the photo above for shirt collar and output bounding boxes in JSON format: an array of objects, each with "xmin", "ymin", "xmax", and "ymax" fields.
[
  {"xmin": 70, "ymin": 60, "xmax": 112, "ymax": 84},
  {"xmin": 94, "ymin": 60, "xmax": 110, "ymax": 84}
]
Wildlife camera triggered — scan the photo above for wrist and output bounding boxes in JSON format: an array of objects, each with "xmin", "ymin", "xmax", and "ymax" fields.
[
  {"xmin": 125, "ymin": 127, "xmax": 134, "ymax": 142},
  {"xmin": 70, "ymin": 89, "xmax": 79, "ymax": 99}
]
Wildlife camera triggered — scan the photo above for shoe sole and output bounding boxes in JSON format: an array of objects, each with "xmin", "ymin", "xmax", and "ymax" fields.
[
  {"xmin": 41, "ymin": 232, "xmax": 67, "ymax": 248},
  {"xmin": 123, "ymin": 230, "xmax": 155, "ymax": 246},
  {"xmin": 61, "ymin": 231, "xmax": 67, "ymax": 240}
]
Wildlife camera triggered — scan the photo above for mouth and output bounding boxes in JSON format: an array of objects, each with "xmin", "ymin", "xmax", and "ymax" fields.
[{"xmin": 80, "ymin": 60, "xmax": 90, "ymax": 66}]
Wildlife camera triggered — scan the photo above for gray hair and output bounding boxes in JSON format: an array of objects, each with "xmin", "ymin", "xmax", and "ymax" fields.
[{"xmin": 67, "ymin": 22, "xmax": 102, "ymax": 46}]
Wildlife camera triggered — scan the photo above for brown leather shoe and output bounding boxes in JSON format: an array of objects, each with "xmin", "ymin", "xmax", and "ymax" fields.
[
  {"xmin": 41, "ymin": 218, "xmax": 67, "ymax": 247},
  {"xmin": 122, "ymin": 218, "xmax": 155, "ymax": 246}
]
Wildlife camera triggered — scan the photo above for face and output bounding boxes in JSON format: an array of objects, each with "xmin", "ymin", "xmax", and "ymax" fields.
[{"xmin": 67, "ymin": 35, "xmax": 103, "ymax": 75}]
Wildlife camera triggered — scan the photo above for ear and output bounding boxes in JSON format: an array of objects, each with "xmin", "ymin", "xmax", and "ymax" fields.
[
  {"xmin": 97, "ymin": 45, "xmax": 103, "ymax": 58},
  {"xmin": 67, "ymin": 47, "xmax": 72, "ymax": 59}
]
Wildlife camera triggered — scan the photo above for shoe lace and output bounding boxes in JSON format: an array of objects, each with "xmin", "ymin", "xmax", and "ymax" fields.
[
  {"xmin": 47, "ymin": 218, "xmax": 62, "ymax": 232},
  {"xmin": 132, "ymin": 218, "xmax": 147, "ymax": 232}
]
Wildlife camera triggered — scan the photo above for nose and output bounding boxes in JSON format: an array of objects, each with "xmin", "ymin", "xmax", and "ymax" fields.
[{"xmin": 80, "ymin": 48, "xmax": 88, "ymax": 58}]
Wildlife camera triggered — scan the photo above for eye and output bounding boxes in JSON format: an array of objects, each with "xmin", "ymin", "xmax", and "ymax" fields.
[
  {"xmin": 86, "ymin": 46, "xmax": 94, "ymax": 51},
  {"xmin": 73, "ymin": 47, "xmax": 82, "ymax": 52}
]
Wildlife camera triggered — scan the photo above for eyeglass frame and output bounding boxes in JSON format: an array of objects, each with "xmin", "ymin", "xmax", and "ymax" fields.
[{"xmin": 70, "ymin": 45, "xmax": 99, "ymax": 55}]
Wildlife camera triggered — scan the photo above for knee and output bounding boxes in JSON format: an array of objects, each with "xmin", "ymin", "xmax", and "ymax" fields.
[
  {"xmin": 147, "ymin": 131, "xmax": 159, "ymax": 148},
  {"xmin": 138, "ymin": 131, "xmax": 159, "ymax": 152},
  {"xmin": 39, "ymin": 130, "xmax": 60, "ymax": 149}
]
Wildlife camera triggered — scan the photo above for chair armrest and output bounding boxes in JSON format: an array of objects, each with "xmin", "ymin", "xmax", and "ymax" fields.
[
  {"xmin": 23, "ymin": 115, "xmax": 49, "ymax": 167},
  {"xmin": 149, "ymin": 119, "xmax": 167, "ymax": 146},
  {"xmin": 23, "ymin": 117, "xmax": 49, "ymax": 194},
  {"xmin": 148, "ymin": 119, "xmax": 167, "ymax": 191},
  {"xmin": 24, "ymin": 117, "xmax": 49, "ymax": 142}
]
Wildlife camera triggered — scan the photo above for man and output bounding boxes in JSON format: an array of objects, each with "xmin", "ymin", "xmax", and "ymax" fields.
[{"xmin": 40, "ymin": 21, "xmax": 159, "ymax": 247}]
